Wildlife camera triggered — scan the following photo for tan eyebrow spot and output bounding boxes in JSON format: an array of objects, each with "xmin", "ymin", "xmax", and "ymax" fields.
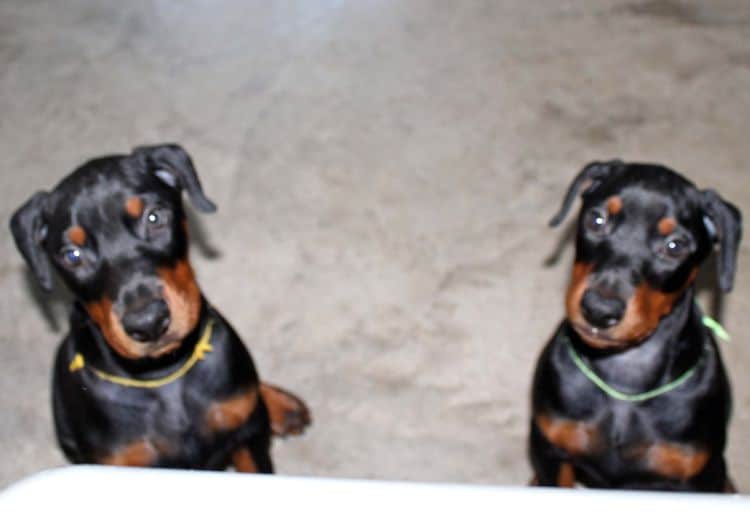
[
  {"xmin": 67, "ymin": 226, "xmax": 87, "ymax": 246},
  {"xmin": 125, "ymin": 196, "xmax": 144, "ymax": 218},
  {"xmin": 606, "ymin": 196, "xmax": 623, "ymax": 215},
  {"xmin": 658, "ymin": 217, "xmax": 677, "ymax": 236}
]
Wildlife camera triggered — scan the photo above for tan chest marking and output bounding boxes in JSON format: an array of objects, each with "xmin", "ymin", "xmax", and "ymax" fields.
[
  {"xmin": 536, "ymin": 413, "xmax": 601, "ymax": 456},
  {"xmin": 639, "ymin": 443, "xmax": 710, "ymax": 480},
  {"xmin": 100, "ymin": 440, "xmax": 158, "ymax": 466},
  {"xmin": 205, "ymin": 387, "xmax": 259, "ymax": 433}
]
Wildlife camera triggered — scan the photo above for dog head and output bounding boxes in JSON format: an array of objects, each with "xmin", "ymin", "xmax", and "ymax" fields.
[
  {"xmin": 10, "ymin": 144, "xmax": 216, "ymax": 359},
  {"xmin": 550, "ymin": 160, "xmax": 741, "ymax": 349}
]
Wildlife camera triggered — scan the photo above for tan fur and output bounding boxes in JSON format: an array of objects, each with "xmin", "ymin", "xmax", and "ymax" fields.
[
  {"xmin": 125, "ymin": 196, "xmax": 144, "ymax": 218},
  {"xmin": 205, "ymin": 387, "xmax": 259, "ymax": 433},
  {"xmin": 567, "ymin": 261, "xmax": 698, "ymax": 348},
  {"xmin": 100, "ymin": 440, "xmax": 158, "ymax": 466},
  {"xmin": 67, "ymin": 225, "xmax": 86, "ymax": 246},
  {"xmin": 536, "ymin": 413, "xmax": 601, "ymax": 456},
  {"xmin": 232, "ymin": 448, "xmax": 258, "ymax": 473}
]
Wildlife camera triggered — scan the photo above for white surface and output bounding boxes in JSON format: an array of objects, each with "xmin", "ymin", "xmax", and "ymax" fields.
[
  {"xmin": 3, "ymin": 0, "xmax": 750, "ymax": 490},
  {"xmin": 1, "ymin": 466, "xmax": 749, "ymax": 517}
]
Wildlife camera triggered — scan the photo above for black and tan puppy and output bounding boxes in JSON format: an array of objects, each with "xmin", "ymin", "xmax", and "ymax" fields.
[
  {"xmin": 529, "ymin": 161, "xmax": 742, "ymax": 491},
  {"xmin": 11, "ymin": 144, "xmax": 310, "ymax": 472}
]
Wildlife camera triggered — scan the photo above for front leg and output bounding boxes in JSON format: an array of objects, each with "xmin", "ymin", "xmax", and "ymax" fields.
[
  {"xmin": 260, "ymin": 382, "xmax": 312, "ymax": 437},
  {"xmin": 232, "ymin": 429, "xmax": 273, "ymax": 474},
  {"xmin": 204, "ymin": 385, "xmax": 274, "ymax": 473},
  {"xmin": 530, "ymin": 410, "xmax": 604, "ymax": 487},
  {"xmin": 221, "ymin": 383, "xmax": 308, "ymax": 473},
  {"xmin": 232, "ymin": 401, "xmax": 274, "ymax": 474},
  {"xmin": 529, "ymin": 419, "xmax": 577, "ymax": 487},
  {"xmin": 228, "ymin": 382, "xmax": 310, "ymax": 473}
]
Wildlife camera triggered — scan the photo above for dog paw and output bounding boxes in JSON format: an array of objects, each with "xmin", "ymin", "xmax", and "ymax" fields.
[{"xmin": 259, "ymin": 382, "xmax": 312, "ymax": 438}]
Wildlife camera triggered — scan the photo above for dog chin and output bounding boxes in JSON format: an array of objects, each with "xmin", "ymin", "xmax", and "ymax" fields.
[
  {"xmin": 570, "ymin": 322, "xmax": 632, "ymax": 350},
  {"xmin": 138, "ymin": 332, "xmax": 186, "ymax": 358}
]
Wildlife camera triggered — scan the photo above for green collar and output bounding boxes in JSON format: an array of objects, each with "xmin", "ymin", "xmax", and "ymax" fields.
[
  {"xmin": 701, "ymin": 314, "xmax": 731, "ymax": 342},
  {"xmin": 565, "ymin": 306, "xmax": 730, "ymax": 403},
  {"xmin": 565, "ymin": 338, "xmax": 705, "ymax": 403}
]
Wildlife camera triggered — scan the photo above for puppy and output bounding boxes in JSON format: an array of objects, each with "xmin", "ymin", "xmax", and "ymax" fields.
[
  {"xmin": 529, "ymin": 160, "xmax": 741, "ymax": 491},
  {"xmin": 11, "ymin": 144, "xmax": 310, "ymax": 471}
]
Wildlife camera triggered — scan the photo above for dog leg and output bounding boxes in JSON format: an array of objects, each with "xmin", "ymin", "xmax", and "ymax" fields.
[
  {"xmin": 529, "ymin": 420, "xmax": 578, "ymax": 487},
  {"xmin": 260, "ymin": 383, "xmax": 312, "ymax": 437},
  {"xmin": 232, "ymin": 448, "xmax": 258, "ymax": 473},
  {"xmin": 235, "ymin": 426, "xmax": 274, "ymax": 474}
]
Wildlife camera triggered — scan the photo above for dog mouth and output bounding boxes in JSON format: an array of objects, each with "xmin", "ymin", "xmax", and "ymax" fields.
[
  {"xmin": 123, "ymin": 325, "xmax": 186, "ymax": 358},
  {"xmin": 571, "ymin": 318, "xmax": 660, "ymax": 352},
  {"xmin": 138, "ymin": 332, "xmax": 185, "ymax": 358},
  {"xmin": 570, "ymin": 322, "xmax": 629, "ymax": 349}
]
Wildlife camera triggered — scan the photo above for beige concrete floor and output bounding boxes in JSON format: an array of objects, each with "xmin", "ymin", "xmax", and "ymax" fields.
[{"xmin": 1, "ymin": 0, "xmax": 750, "ymax": 490}]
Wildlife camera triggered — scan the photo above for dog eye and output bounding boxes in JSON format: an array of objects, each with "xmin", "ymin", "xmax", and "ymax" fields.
[
  {"xmin": 584, "ymin": 209, "xmax": 608, "ymax": 234},
  {"xmin": 60, "ymin": 246, "xmax": 83, "ymax": 268},
  {"xmin": 662, "ymin": 237, "xmax": 690, "ymax": 259},
  {"xmin": 145, "ymin": 208, "xmax": 170, "ymax": 228}
]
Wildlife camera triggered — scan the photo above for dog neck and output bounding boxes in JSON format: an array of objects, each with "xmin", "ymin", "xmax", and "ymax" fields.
[
  {"xmin": 71, "ymin": 297, "xmax": 210, "ymax": 379},
  {"xmin": 567, "ymin": 288, "xmax": 706, "ymax": 392}
]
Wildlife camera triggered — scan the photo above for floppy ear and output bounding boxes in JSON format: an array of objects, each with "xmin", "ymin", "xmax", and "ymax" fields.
[
  {"xmin": 549, "ymin": 160, "xmax": 624, "ymax": 227},
  {"xmin": 132, "ymin": 143, "xmax": 217, "ymax": 213},
  {"xmin": 701, "ymin": 189, "xmax": 742, "ymax": 292},
  {"xmin": 10, "ymin": 191, "xmax": 53, "ymax": 291}
]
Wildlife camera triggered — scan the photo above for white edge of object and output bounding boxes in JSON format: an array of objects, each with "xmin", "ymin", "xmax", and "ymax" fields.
[{"xmin": 0, "ymin": 466, "xmax": 748, "ymax": 516}]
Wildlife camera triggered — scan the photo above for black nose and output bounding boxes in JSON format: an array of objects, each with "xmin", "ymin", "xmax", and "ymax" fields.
[
  {"xmin": 580, "ymin": 289, "xmax": 625, "ymax": 329},
  {"xmin": 122, "ymin": 299, "xmax": 171, "ymax": 342}
]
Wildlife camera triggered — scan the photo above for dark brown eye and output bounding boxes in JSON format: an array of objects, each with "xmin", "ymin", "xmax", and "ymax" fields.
[
  {"xmin": 584, "ymin": 209, "xmax": 608, "ymax": 234},
  {"xmin": 145, "ymin": 208, "xmax": 170, "ymax": 228},
  {"xmin": 662, "ymin": 236, "xmax": 690, "ymax": 260}
]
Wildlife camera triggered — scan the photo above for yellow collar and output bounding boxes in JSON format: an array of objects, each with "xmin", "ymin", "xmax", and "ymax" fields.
[{"xmin": 68, "ymin": 319, "xmax": 214, "ymax": 389}]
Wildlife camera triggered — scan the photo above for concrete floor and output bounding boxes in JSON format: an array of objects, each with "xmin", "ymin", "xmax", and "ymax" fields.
[{"xmin": 1, "ymin": 0, "xmax": 750, "ymax": 490}]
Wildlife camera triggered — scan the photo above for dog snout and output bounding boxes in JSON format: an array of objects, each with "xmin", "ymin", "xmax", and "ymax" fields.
[
  {"xmin": 121, "ymin": 299, "xmax": 171, "ymax": 342},
  {"xmin": 580, "ymin": 289, "xmax": 625, "ymax": 329}
]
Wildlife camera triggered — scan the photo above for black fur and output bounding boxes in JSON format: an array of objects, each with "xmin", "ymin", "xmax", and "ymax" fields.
[
  {"xmin": 530, "ymin": 161, "xmax": 741, "ymax": 491},
  {"xmin": 11, "ymin": 144, "xmax": 309, "ymax": 470}
]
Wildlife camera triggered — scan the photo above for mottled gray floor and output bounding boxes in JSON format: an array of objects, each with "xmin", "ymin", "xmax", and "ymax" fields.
[{"xmin": 1, "ymin": 0, "xmax": 749, "ymax": 490}]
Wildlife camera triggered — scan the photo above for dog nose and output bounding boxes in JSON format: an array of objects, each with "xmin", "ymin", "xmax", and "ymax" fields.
[
  {"xmin": 122, "ymin": 300, "xmax": 171, "ymax": 342},
  {"xmin": 580, "ymin": 289, "xmax": 625, "ymax": 329}
]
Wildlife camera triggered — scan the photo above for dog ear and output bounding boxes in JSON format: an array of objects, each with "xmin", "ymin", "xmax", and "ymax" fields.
[
  {"xmin": 549, "ymin": 160, "xmax": 624, "ymax": 227},
  {"xmin": 132, "ymin": 144, "xmax": 217, "ymax": 213},
  {"xmin": 10, "ymin": 191, "xmax": 53, "ymax": 291},
  {"xmin": 701, "ymin": 189, "xmax": 742, "ymax": 292}
]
